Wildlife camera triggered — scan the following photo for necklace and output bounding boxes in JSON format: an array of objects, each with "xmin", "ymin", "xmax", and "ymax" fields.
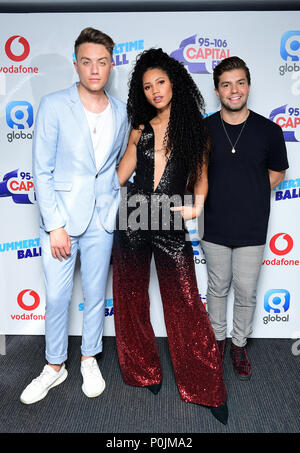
[
  {"xmin": 85, "ymin": 103, "xmax": 110, "ymax": 134},
  {"xmin": 220, "ymin": 111, "xmax": 250, "ymax": 154},
  {"xmin": 92, "ymin": 113, "xmax": 103, "ymax": 134},
  {"xmin": 153, "ymin": 124, "xmax": 168, "ymax": 156}
]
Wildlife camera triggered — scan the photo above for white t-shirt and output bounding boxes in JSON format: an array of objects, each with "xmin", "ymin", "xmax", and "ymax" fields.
[{"xmin": 84, "ymin": 102, "xmax": 114, "ymax": 171}]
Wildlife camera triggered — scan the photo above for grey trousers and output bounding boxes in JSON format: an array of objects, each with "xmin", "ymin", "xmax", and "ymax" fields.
[{"xmin": 201, "ymin": 240, "xmax": 265, "ymax": 347}]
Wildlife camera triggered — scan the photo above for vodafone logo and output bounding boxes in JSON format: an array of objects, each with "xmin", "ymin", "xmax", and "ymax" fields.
[
  {"xmin": 11, "ymin": 289, "xmax": 44, "ymax": 321},
  {"xmin": 0, "ymin": 36, "xmax": 38, "ymax": 75},
  {"xmin": 263, "ymin": 233, "xmax": 297, "ymax": 267},
  {"xmin": 269, "ymin": 233, "xmax": 293, "ymax": 256},
  {"xmin": 17, "ymin": 289, "xmax": 40, "ymax": 311},
  {"xmin": 5, "ymin": 35, "xmax": 30, "ymax": 62}
]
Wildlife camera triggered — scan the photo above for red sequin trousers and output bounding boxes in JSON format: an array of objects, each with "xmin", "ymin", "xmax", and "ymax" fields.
[{"xmin": 113, "ymin": 227, "xmax": 227, "ymax": 407}]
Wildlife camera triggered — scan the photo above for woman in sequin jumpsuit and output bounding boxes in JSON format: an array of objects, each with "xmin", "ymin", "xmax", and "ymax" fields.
[{"xmin": 113, "ymin": 49, "xmax": 228, "ymax": 424}]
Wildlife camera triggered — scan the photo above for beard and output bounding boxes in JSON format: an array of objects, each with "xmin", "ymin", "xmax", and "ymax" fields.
[{"xmin": 220, "ymin": 98, "xmax": 248, "ymax": 113}]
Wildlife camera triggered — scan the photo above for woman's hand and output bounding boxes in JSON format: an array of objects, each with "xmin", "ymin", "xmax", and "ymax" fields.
[
  {"xmin": 170, "ymin": 203, "xmax": 203, "ymax": 220},
  {"xmin": 172, "ymin": 162, "xmax": 208, "ymax": 220}
]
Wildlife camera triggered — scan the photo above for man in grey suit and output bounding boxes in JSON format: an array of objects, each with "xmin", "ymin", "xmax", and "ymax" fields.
[{"xmin": 20, "ymin": 27, "xmax": 129, "ymax": 404}]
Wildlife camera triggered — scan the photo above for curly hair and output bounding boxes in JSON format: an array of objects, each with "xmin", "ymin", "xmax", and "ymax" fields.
[{"xmin": 127, "ymin": 48, "xmax": 209, "ymax": 183}]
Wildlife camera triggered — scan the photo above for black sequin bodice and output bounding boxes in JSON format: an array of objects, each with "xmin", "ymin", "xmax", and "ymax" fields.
[{"xmin": 132, "ymin": 122, "xmax": 189, "ymax": 197}]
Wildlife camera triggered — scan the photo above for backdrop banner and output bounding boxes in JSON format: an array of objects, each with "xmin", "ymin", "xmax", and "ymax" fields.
[{"xmin": 0, "ymin": 11, "xmax": 299, "ymax": 340}]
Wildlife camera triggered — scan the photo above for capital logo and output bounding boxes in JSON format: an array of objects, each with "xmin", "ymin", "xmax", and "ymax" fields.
[
  {"xmin": 269, "ymin": 105, "xmax": 300, "ymax": 142},
  {"xmin": 170, "ymin": 34, "xmax": 230, "ymax": 74},
  {"xmin": 17, "ymin": 289, "xmax": 40, "ymax": 311},
  {"xmin": 269, "ymin": 233, "xmax": 293, "ymax": 256},
  {"xmin": 6, "ymin": 101, "xmax": 33, "ymax": 130},
  {"xmin": 264, "ymin": 289, "xmax": 290, "ymax": 314},
  {"xmin": 0, "ymin": 169, "xmax": 36, "ymax": 205},
  {"xmin": 5, "ymin": 35, "xmax": 30, "ymax": 62},
  {"xmin": 280, "ymin": 31, "xmax": 300, "ymax": 62}
]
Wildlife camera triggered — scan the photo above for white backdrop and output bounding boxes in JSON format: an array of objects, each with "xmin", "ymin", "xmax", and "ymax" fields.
[{"xmin": 0, "ymin": 11, "xmax": 299, "ymax": 340}]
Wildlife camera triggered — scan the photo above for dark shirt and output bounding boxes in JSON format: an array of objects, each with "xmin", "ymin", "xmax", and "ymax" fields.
[{"xmin": 203, "ymin": 110, "xmax": 289, "ymax": 247}]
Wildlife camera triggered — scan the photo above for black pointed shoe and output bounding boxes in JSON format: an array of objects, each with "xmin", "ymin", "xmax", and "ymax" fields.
[
  {"xmin": 210, "ymin": 402, "xmax": 229, "ymax": 425},
  {"xmin": 217, "ymin": 339, "xmax": 226, "ymax": 362},
  {"xmin": 145, "ymin": 382, "xmax": 162, "ymax": 395}
]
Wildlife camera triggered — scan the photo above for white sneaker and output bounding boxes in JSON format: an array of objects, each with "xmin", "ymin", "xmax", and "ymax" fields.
[
  {"xmin": 20, "ymin": 364, "xmax": 68, "ymax": 404},
  {"xmin": 80, "ymin": 358, "xmax": 106, "ymax": 398}
]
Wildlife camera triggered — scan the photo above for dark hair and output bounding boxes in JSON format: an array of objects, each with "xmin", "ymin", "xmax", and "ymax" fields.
[
  {"xmin": 74, "ymin": 27, "xmax": 114, "ymax": 59},
  {"xmin": 213, "ymin": 56, "xmax": 251, "ymax": 89},
  {"xmin": 127, "ymin": 48, "xmax": 209, "ymax": 183}
]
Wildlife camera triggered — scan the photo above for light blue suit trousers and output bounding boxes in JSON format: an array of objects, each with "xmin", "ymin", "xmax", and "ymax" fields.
[{"xmin": 40, "ymin": 208, "xmax": 113, "ymax": 363}]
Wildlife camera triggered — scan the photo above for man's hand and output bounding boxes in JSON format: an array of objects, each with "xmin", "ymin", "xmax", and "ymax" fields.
[{"xmin": 49, "ymin": 228, "xmax": 71, "ymax": 261}]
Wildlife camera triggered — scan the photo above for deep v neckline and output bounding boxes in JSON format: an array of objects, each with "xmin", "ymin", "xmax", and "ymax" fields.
[{"xmin": 148, "ymin": 122, "xmax": 172, "ymax": 193}]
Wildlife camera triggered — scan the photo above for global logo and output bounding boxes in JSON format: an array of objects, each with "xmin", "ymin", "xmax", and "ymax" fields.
[
  {"xmin": 280, "ymin": 31, "xmax": 300, "ymax": 62},
  {"xmin": 264, "ymin": 289, "xmax": 290, "ymax": 314},
  {"xmin": 6, "ymin": 101, "xmax": 33, "ymax": 130},
  {"xmin": 269, "ymin": 233, "xmax": 293, "ymax": 256},
  {"xmin": 269, "ymin": 105, "xmax": 300, "ymax": 142},
  {"xmin": 6, "ymin": 101, "xmax": 34, "ymax": 143},
  {"xmin": 279, "ymin": 30, "xmax": 300, "ymax": 76},
  {"xmin": 187, "ymin": 228, "xmax": 206, "ymax": 264},
  {"xmin": 5, "ymin": 35, "xmax": 30, "ymax": 62},
  {"xmin": 170, "ymin": 34, "xmax": 231, "ymax": 74},
  {"xmin": 188, "ymin": 228, "xmax": 200, "ymax": 255},
  {"xmin": 17, "ymin": 289, "xmax": 40, "ymax": 311}
]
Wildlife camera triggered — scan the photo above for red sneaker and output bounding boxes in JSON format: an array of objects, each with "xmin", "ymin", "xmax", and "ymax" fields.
[{"xmin": 230, "ymin": 343, "xmax": 252, "ymax": 380}]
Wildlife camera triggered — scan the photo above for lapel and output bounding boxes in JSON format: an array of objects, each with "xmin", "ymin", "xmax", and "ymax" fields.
[
  {"xmin": 68, "ymin": 83, "xmax": 96, "ymax": 167},
  {"xmin": 68, "ymin": 84, "xmax": 120, "ymax": 172},
  {"xmin": 96, "ymin": 91, "xmax": 120, "ymax": 173},
  {"xmin": 106, "ymin": 91, "xmax": 119, "ymax": 150}
]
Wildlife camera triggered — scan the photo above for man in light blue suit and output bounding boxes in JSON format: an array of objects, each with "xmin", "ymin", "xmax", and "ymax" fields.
[{"xmin": 20, "ymin": 28, "xmax": 129, "ymax": 404}]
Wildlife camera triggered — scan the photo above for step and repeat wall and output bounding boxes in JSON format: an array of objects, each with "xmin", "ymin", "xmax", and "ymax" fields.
[{"xmin": 0, "ymin": 10, "xmax": 299, "ymax": 339}]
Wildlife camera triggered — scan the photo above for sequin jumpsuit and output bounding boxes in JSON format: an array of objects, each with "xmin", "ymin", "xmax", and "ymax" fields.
[{"xmin": 113, "ymin": 123, "xmax": 227, "ymax": 407}]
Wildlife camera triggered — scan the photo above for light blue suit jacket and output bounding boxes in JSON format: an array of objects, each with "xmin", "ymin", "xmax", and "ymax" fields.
[{"xmin": 32, "ymin": 83, "xmax": 129, "ymax": 236}]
